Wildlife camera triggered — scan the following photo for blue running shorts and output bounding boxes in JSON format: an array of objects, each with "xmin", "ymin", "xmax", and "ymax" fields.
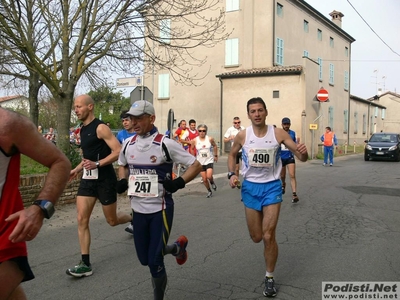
[{"xmin": 241, "ymin": 179, "xmax": 282, "ymax": 211}]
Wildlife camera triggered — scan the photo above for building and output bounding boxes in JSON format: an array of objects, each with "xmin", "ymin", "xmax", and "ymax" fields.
[
  {"xmin": 373, "ymin": 91, "xmax": 400, "ymax": 133},
  {"xmin": 143, "ymin": 0, "xmax": 387, "ymax": 156},
  {"xmin": 0, "ymin": 95, "xmax": 29, "ymax": 112}
]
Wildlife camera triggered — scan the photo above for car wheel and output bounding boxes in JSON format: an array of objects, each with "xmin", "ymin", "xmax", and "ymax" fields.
[{"xmin": 364, "ymin": 154, "xmax": 369, "ymax": 161}]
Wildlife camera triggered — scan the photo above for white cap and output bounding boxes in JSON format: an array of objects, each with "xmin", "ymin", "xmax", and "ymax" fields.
[{"xmin": 127, "ymin": 100, "xmax": 155, "ymax": 116}]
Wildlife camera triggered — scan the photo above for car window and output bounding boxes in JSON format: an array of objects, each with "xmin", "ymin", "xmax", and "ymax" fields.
[{"xmin": 370, "ymin": 135, "xmax": 381, "ymax": 142}]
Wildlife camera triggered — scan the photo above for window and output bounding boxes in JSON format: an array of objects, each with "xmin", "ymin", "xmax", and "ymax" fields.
[
  {"xmin": 343, "ymin": 110, "xmax": 348, "ymax": 133},
  {"xmin": 160, "ymin": 19, "xmax": 171, "ymax": 44},
  {"xmin": 329, "ymin": 63, "xmax": 334, "ymax": 85},
  {"xmin": 273, "ymin": 90, "xmax": 280, "ymax": 98},
  {"xmin": 317, "ymin": 29, "xmax": 322, "ymax": 41},
  {"xmin": 354, "ymin": 112, "xmax": 358, "ymax": 134},
  {"xmin": 330, "ymin": 37, "xmax": 334, "ymax": 48},
  {"xmin": 158, "ymin": 73, "xmax": 170, "ymax": 98},
  {"xmin": 374, "ymin": 107, "xmax": 378, "ymax": 118},
  {"xmin": 303, "ymin": 20, "xmax": 309, "ymax": 33},
  {"xmin": 345, "ymin": 47, "xmax": 349, "ymax": 57},
  {"xmin": 362, "ymin": 113, "xmax": 366, "ymax": 134},
  {"xmin": 226, "ymin": 0, "xmax": 239, "ymax": 12},
  {"xmin": 318, "ymin": 57, "xmax": 323, "ymax": 81},
  {"xmin": 328, "ymin": 106, "xmax": 334, "ymax": 129},
  {"xmin": 303, "ymin": 50, "xmax": 309, "ymax": 57},
  {"xmin": 344, "ymin": 70, "xmax": 349, "ymax": 91},
  {"xmin": 277, "ymin": 3, "xmax": 283, "ymax": 17},
  {"xmin": 276, "ymin": 38, "xmax": 284, "ymax": 65},
  {"xmin": 225, "ymin": 38, "xmax": 239, "ymax": 66},
  {"xmin": 382, "ymin": 108, "xmax": 386, "ymax": 119}
]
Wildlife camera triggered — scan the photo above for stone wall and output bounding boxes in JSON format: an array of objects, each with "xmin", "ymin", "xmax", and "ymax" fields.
[{"xmin": 19, "ymin": 173, "xmax": 81, "ymax": 206}]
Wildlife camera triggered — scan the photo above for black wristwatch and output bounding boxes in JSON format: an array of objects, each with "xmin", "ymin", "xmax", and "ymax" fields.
[
  {"xmin": 227, "ymin": 172, "xmax": 236, "ymax": 179},
  {"xmin": 33, "ymin": 200, "xmax": 55, "ymax": 219},
  {"xmin": 96, "ymin": 161, "xmax": 100, "ymax": 168}
]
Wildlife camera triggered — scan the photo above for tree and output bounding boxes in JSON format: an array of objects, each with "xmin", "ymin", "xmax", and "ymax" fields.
[
  {"xmin": 88, "ymin": 86, "xmax": 131, "ymax": 129},
  {"xmin": 0, "ymin": 0, "xmax": 228, "ymax": 153}
]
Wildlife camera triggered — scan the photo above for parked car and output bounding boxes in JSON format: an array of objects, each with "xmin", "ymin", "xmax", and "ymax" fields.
[{"xmin": 364, "ymin": 133, "xmax": 400, "ymax": 161}]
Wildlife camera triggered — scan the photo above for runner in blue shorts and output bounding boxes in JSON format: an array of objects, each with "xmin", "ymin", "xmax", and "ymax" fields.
[{"xmin": 227, "ymin": 97, "xmax": 308, "ymax": 298}]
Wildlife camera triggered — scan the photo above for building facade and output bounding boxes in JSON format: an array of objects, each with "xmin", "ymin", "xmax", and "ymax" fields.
[{"xmin": 144, "ymin": 0, "xmax": 388, "ymax": 156}]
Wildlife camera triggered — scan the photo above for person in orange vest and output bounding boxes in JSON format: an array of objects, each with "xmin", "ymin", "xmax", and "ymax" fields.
[{"xmin": 320, "ymin": 126, "xmax": 338, "ymax": 166}]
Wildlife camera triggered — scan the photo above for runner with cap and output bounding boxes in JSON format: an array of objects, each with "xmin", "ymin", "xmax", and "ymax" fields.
[
  {"xmin": 117, "ymin": 100, "xmax": 202, "ymax": 300},
  {"xmin": 280, "ymin": 117, "xmax": 300, "ymax": 203}
]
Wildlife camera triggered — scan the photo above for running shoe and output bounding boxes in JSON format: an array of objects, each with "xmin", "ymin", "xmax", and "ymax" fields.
[
  {"xmin": 206, "ymin": 191, "xmax": 212, "ymax": 198},
  {"xmin": 66, "ymin": 261, "xmax": 93, "ymax": 277},
  {"xmin": 211, "ymin": 182, "xmax": 217, "ymax": 191},
  {"xmin": 330, "ymin": 163, "xmax": 333, "ymax": 166},
  {"xmin": 323, "ymin": 163, "xmax": 326, "ymax": 166},
  {"xmin": 125, "ymin": 223, "xmax": 134, "ymax": 234},
  {"xmin": 263, "ymin": 277, "xmax": 277, "ymax": 297},
  {"xmin": 173, "ymin": 235, "xmax": 188, "ymax": 265}
]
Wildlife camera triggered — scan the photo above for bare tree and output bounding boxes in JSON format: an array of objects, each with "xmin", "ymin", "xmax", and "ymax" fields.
[{"xmin": 0, "ymin": 0, "xmax": 227, "ymax": 153}]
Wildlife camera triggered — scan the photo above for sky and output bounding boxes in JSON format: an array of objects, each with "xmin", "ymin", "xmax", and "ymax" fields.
[{"xmin": 305, "ymin": 0, "xmax": 400, "ymax": 98}]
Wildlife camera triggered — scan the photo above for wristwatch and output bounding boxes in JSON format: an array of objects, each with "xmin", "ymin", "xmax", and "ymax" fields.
[
  {"xmin": 32, "ymin": 200, "xmax": 55, "ymax": 219},
  {"xmin": 227, "ymin": 172, "xmax": 236, "ymax": 179},
  {"xmin": 96, "ymin": 161, "xmax": 100, "ymax": 168}
]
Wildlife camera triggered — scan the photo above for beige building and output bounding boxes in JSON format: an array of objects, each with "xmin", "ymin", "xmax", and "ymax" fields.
[
  {"xmin": 144, "ymin": 0, "xmax": 390, "ymax": 156},
  {"xmin": 0, "ymin": 95, "xmax": 29, "ymax": 111},
  {"xmin": 374, "ymin": 91, "xmax": 400, "ymax": 133}
]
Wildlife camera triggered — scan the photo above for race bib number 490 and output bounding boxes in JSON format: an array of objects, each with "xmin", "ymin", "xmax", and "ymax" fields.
[
  {"xmin": 128, "ymin": 174, "xmax": 159, "ymax": 197},
  {"xmin": 248, "ymin": 148, "xmax": 276, "ymax": 167}
]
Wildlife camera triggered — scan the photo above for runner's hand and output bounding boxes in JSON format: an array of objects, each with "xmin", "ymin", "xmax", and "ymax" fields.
[
  {"xmin": 116, "ymin": 178, "xmax": 128, "ymax": 194},
  {"xmin": 163, "ymin": 177, "xmax": 185, "ymax": 193}
]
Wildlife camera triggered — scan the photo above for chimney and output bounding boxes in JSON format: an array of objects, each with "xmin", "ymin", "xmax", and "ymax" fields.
[{"xmin": 329, "ymin": 10, "xmax": 344, "ymax": 28}]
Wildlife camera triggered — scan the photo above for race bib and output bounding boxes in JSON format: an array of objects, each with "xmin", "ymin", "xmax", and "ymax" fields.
[
  {"xmin": 199, "ymin": 149, "xmax": 209, "ymax": 158},
  {"xmin": 248, "ymin": 148, "xmax": 276, "ymax": 167},
  {"xmin": 128, "ymin": 174, "xmax": 159, "ymax": 197},
  {"xmin": 82, "ymin": 167, "xmax": 99, "ymax": 179}
]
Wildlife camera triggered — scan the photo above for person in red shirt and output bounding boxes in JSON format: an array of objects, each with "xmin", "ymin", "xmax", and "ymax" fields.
[
  {"xmin": 187, "ymin": 119, "xmax": 199, "ymax": 156},
  {"xmin": 0, "ymin": 108, "xmax": 70, "ymax": 300},
  {"xmin": 173, "ymin": 120, "xmax": 189, "ymax": 150}
]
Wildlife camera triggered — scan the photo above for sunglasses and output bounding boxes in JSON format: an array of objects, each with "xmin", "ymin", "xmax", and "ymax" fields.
[
  {"xmin": 198, "ymin": 130, "xmax": 206, "ymax": 132},
  {"xmin": 234, "ymin": 121, "xmax": 241, "ymax": 124}
]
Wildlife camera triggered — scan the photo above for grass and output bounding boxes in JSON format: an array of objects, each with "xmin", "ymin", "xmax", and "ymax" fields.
[
  {"xmin": 20, "ymin": 155, "xmax": 49, "ymax": 175},
  {"xmin": 315, "ymin": 144, "xmax": 365, "ymax": 160}
]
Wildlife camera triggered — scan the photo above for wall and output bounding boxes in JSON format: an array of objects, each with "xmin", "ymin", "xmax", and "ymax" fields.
[{"xmin": 19, "ymin": 173, "xmax": 81, "ymax": 207}]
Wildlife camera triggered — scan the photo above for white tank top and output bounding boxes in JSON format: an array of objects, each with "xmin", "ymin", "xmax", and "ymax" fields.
[
  {"xmin": 195, "ymin": 136, "xmax": 213, "ymax": 165},
  {"xmin": 241, "ymin": 125, "xmax": 282, "ymax": 183}
]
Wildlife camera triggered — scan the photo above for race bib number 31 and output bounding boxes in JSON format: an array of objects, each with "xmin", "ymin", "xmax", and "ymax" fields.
[
  {"xmin": 82, "ymin": 167, "xmax": 99, "ymax": 180},
  {"xmin": 128, "ymin": 174, "xmax": 159, "ymax": 197},
  {"xmin": 249, "ymin": 148, "xmax": 276, "ymax": 167}
]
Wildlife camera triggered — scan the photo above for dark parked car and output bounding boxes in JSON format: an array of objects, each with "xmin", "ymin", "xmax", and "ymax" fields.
[{"xmin": 364, "ymin": 133, "xmax": 400, "ymax": 161}]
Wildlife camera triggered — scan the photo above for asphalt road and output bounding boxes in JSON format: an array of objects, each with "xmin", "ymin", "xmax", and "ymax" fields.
[{"xmin": 22, "ymin": 154, "xmax": 400, "ymax": 299}]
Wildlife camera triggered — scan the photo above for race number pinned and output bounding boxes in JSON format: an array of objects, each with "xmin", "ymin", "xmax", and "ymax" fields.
[
  {"xmin": 82, "ymin": 167, "xmax": 99, "ymax": 179},
  {"xmin": 128, "ymin": 174, "xmax": 159, "ymax": 197},
  {"xmin": 248, "ymin": 148, "xmax": 276, "ymax": 167}
]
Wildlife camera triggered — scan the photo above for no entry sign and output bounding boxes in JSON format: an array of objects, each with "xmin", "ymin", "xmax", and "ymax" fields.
[{"xmin": 317, "ymin": 88, "xmax": 329, "ymax": 102}]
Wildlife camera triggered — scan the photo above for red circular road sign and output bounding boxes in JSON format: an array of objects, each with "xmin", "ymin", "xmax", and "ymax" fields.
[{"xmin": 317, "ymin": 88, "xmax": 329, "ymax": 102}]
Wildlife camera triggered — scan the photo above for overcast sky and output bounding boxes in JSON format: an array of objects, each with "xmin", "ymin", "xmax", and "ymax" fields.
[{"xmin": 305, "ymin": 0, "xmax": 400, "ymax": 98}]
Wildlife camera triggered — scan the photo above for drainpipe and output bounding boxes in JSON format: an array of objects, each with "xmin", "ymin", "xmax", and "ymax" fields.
[{"xmin": 219, "ymin": 77, "xmax": 223, "ymax": 156}]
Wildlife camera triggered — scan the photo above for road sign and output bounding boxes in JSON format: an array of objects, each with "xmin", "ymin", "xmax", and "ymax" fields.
[
  {"xmin": 309, "ymin": 124, "xmax": 318, "ymax": 130},
  {"xmin": 116, "ymin": 76, "xmax": 142, "ymax": 87},
  {"xmin": 317, "ymin": 88, "xmax": 329, "ymax": 102}
]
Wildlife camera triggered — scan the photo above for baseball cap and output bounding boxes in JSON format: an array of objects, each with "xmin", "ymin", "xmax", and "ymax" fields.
[
  {"xmin": 282, "ymin": 117, "xmax": 291, "ymax": 124},
  {"xmin": 126, "ymin": 100, "xmax": 155, "ymax": 116}
]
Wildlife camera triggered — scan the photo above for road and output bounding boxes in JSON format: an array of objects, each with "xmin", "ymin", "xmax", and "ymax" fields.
[{"xmin": 22, "ymin": 154, "xmax": 400, "ymax": 299}]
